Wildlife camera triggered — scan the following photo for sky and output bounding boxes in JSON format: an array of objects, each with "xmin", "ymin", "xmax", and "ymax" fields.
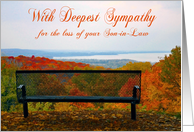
[{"xmin": 1, "ymin": 1, "xmax": 182, "ymax": 52}]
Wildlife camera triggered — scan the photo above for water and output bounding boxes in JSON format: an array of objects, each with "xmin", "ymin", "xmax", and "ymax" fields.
[{"xmin": 53, "ymin": 53, "xmax": 171, "ymax": 62}]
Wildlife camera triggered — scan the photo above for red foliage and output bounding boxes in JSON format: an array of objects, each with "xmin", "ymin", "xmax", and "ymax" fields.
[
  {"xmin": 2, "ymin": 56, "xmax": 90, "ymax": 70},
  {"xmin": 69, "ymin": 88, "xmax": 88, "ymax": 96},
  {"xmin": 31, "ymin": 55, "xmax": 35, "ymax": 60},
  {"xmin": 118, "ymin": 76, "xmax": 139, "ymax": 97},
  {"xmin": 8, "ymin": 56, "xmax": 14, "ymax": 60}
]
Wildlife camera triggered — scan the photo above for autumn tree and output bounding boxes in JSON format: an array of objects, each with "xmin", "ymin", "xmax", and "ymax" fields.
[
  {"xmin": 140, "ymin": 46, "xmax": 181, "ymax": 114},
  {"xmin": 159, "ymin": 46, "xmax": 181, "ymax": 94},
  {"xmin": 35, "ymin": 74, "xmax": 69, "ymax": 96},
  {"xmin": 1, "ymin": 58, "xmax": 21, "ymax": 111}
]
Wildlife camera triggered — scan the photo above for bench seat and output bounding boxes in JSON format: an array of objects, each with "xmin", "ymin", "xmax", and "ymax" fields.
[{"xmin": 19, "ymin": 96, "xmax": 139, "ymax": 103}]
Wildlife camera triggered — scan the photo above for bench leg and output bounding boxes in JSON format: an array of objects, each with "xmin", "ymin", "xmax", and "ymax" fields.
[
  {"xmin": 23, "ymin": 102, "xmax": 28, "ymax": 118},
  {"xmin": 131, "ymin": 102, "xmax": 136, "ymax": 120}
]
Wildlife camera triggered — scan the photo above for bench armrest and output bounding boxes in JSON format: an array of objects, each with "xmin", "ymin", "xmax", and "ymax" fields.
[
  {"xmin": 16, "ymin": 85, "xmax": 26, "ymax": 103},
  {"xmin": 17, "ymin": 85, "xmax": 24, "ymax": 89},
  {"xmin": 133, "ymin": 85, "xmax": 141, "ymax": 103},
  {"xmin": 134, "ymin": 85, "xmax": 140, "ymax": 89}
]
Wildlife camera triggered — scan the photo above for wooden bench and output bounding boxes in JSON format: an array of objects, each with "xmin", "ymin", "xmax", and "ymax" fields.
[{"xmin": 16, "ymin": 70, "xmax": 141, "ymax": 120}]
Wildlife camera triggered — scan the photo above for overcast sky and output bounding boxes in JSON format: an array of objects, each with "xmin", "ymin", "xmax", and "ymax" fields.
[{"xmin": 1, "ymin": 1, "xmax": 181, "ymax": 52}]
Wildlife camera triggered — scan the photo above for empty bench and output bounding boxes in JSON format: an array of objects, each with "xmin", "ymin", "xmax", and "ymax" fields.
[{"xmin": 16, "ymin": 70, "xmax": 141, "ymax": 120}]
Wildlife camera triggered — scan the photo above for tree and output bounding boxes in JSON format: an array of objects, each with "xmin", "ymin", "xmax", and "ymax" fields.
[
  {"xmin": 36, "ymin": 74, "xmax": 69, "ymax": 96},
  {"xmin": 1, "ymin": 59, "xmax": 21, "ymax": 111},
  {"xmin": 140, "ymin": 46, "xmax": 181, "ymax": 113},
  {"xmin": 159, "ymin": 46, "xmax": 181, "ymax": 95}
]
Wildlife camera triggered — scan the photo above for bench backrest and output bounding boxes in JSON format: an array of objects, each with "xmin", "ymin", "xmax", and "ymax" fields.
[{"xmin": 16, "ymin": 70, "xmax": 141, "ymax": 102}]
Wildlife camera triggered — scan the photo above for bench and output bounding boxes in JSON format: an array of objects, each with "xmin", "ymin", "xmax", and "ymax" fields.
[{"xmin": 16, "ymin": 70, "xmax": 141, "ymax": 120}]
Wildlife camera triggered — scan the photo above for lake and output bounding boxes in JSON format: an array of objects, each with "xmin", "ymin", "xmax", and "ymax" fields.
[{"xmin": 53, "ymin": 53, "xmax": 171, "ymax": 62}]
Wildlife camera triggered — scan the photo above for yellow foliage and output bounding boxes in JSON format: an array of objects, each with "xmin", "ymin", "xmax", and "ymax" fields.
[
  {"xmin": 103, "ymin": 103, "xmax": 129, "ymax": 110},
  {"xmin": 54, "ymin": 102, "xmax": 74, "ymax": 111},
  {"xmin": 1, "ymin": 111, "xmax": 7, "ymax": 115},
  {"xmin": 118, "ymin": 62, "xmax": 152, "ymax": 72}
]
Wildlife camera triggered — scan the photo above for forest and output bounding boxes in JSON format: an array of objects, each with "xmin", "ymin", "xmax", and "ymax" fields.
[{"xmin": 1, "ymin": 46, "xmax": 181, "ymax": 131}]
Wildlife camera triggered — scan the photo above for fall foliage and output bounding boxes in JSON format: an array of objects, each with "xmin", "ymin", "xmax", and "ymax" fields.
[{"xmin": 1, "ymin": 46, "xmax": 181, "ymax": 130}]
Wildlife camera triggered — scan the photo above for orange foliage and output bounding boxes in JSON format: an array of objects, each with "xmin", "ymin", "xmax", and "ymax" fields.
[{"xmin": 141, "ymin": 63, "xmax": 181, "ymax": 113}]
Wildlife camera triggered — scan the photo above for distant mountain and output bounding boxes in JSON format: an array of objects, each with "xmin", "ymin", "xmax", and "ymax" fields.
[
  {"xmin": 1, "ymin": 49, "xmax": 124, "ymax": 59},
  {"xmin": 1, "ymin": 49, "xmax": 170, "ymax": 59},
  {"xmin": 1, "ymin": 49, "xmax": 51, "ymax": 58}
]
